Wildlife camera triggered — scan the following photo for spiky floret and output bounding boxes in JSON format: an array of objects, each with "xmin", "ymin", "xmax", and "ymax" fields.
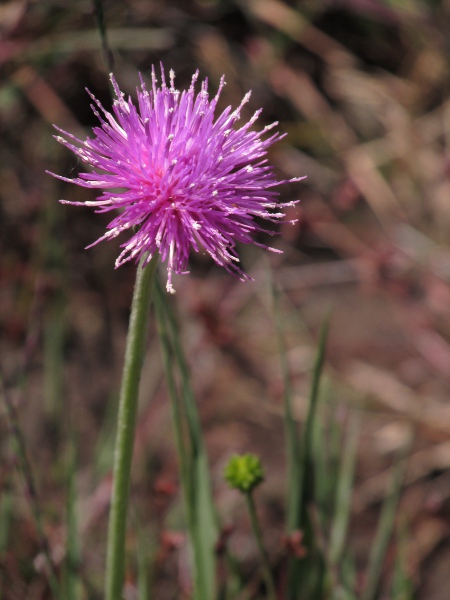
[{"xmin": 49, "ymin": 66, "xmax": 302, "ymax": 292}]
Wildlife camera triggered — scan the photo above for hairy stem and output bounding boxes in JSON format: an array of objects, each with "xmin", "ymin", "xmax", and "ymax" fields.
[{"xmin": 105, "ymin": 255, "xmax": 158, "ymax": 600}]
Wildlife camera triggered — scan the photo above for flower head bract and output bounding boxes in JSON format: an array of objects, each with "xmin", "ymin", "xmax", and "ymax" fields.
[{"xmin": 49, "ymin": 66, "xmax": 302, "ymax": 292}]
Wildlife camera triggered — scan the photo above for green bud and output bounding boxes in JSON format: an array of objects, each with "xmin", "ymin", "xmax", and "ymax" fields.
[{"xmin": 224, "ymin": 453, "xmax": 264, "ymax": 493}]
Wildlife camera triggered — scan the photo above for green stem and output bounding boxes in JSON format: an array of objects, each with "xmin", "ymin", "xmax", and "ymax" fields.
[
  {"xmin": 105, "ymin": 255, "xmax": 158, "ymax": 600},
  {"xmin": 245, "ymin": 492, "xmax": 277, "ymax": 600}
]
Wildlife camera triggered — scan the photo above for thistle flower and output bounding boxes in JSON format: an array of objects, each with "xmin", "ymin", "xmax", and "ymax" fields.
[{"xmin": 49, "ymin": 66, "xmax": 301, "ymax": 293}]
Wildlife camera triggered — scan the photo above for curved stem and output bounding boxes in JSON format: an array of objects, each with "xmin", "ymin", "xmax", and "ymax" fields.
[{"xmin": 105, "ymin": 255, "xmax": 158, "ymax": 600}]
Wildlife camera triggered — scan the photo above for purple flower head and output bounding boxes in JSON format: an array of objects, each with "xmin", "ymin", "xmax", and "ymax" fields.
[{"xmin": 49, "ymin": 66, "xmax": 302, "ymax": 293}]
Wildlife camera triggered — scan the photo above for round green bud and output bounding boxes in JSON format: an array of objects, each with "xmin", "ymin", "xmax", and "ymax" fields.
[{"xmin": 224, "ymin": 453, "xmax": 264, "ymax": 493}]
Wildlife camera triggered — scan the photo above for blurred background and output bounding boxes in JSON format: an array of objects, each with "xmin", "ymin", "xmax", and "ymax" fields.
[{"xmin": 2, "ymin": 0, "xmax": 450, "ymax": 598}]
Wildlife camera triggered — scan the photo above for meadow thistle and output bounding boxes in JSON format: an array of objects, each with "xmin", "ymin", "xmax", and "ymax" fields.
[{"xmin": 49, "ymin": 65, "xmax": 301, "ymax": 292}]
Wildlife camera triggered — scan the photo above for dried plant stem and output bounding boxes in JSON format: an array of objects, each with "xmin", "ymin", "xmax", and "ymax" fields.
[
  {"xmin": 105, "ymin": 255, "xmax": 158, "ymax": 600},
  {"xmin": 92, "ymin": 0, "xmax": 114, "ymax": 72},
  {"xmin": 245, "ymin": 491, "xmax": 277, "ymax": 600}
]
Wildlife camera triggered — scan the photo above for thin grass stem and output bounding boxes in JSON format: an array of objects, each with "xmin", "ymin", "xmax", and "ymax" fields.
[
  {"xmin": 154, "ymin": 281, "xmax": 217, "ymax": 600},
  {"xmin": 362, "ymin": 433, "xmax": 412, "ymax": 600},
  {"xmin": 64, "ymin": 431, "xmax": 80, "ymax": 600},
  {"xmin": 271, "ymin": 281, "xmax": 300, "ymax": 533},
  {"xmin": 329, "ymin": 411, "xmax": 360, "ymax": 566},
  {"xmin": 92, "ymin": 0, "xmax": 114, "ymax": 72}
]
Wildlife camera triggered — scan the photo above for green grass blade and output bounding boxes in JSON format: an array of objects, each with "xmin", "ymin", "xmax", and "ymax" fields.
[
  {"xmin": 0, "ymin": 373, "xmax": 61, "ymax": 599},
  {"xmin": 287, "ymin": 314, "xmax": 331, "ymax": 599},
  {"xmin": 301, "ymin": 314, "xmax": 331, "ymax": 498},
  {"xmin": 93, "ymin": 391, "xmax": 119, "ymax": 477},
  {"xmin": 0, "ymin": 487, "xmax": 13, "ymax": 554},
  {"xmin": 271, "ymin": 281, "xmax": 301, "ymax": 533},
  {"xmin": 132, "ymin": 511, "xmax": 157, "ymax": 600},
  {"xmin": 63, "ymin": 432, "xmax": 81, "ymax": 600},
  {"xmin": 311, "ymin": 377, "xmax": 332, "ymax": 531},
  {"xmin": 162, "ymin": 290, "xmax": 217, "ymax": 600},
  {"xmin": 327, "ymin": 401, "xmax": 344, "ymax": 511},
  {"xmin": 153, "ymin": 285, "xmax": 191, "ymax": 497},
  {"xmin": 314, "ymin": 385, "xmax": 343, "ymax": 532},
  {"xmin": 337, "ymin": 552, "xmax": 359, "ymax": 600},
  {"xmin": 390, "ymin": 523, "xmax": 415, "ymax": 600},
  {"xmin": 0, "ymin": 486, "xmax": 15, "ymax": 600},
  {"xmin": 362, "ymin": 436, "xmax": 412, "ymax": 600},
  {"xmin": 154, "ymin": 280, "xmax": 217, "ymax": 600},
  {"xmin": 329, "ymin": 410, "xmax": 360, "ymax": 567},
  {"xmin": 43, "ymin": 296, "xmax": 66, "ymax": 421},
  {"xmin": 156, "ymin": 282, "xmax": 202, "ymax": 448}
]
